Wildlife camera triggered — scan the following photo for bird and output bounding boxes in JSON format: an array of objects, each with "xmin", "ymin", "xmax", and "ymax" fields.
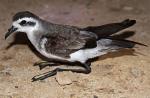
[{"xmin": 5, "ymin": 11, "xmax": 146, "ymax": 81}]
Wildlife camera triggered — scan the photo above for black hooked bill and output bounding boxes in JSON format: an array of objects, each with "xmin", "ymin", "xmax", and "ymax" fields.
[{"xmin": 5, "ymin": 26, "xmax": 18, "ymax": 39}]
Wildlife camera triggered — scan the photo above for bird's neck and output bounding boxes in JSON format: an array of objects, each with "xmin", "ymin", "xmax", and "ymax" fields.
[
  {"xmin": 26, "ymin": 21, "xmax": 44, "ymax": 49},
  {"xmin": 26, "ymin": 30, "xmax": 43, "ymax": 51}
]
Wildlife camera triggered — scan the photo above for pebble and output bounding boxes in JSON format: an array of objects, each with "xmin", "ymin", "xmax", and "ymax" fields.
[
  {"xmin": 55, "ymin": 72, "xmax": 72, "ymax": 85},
  {"xmin": 93, "ymin": 95, "xmax": 98, "ymax": 98},
  {"xmin": 130, "ymin": 67, "xmax": 144, "ymax": 78}
]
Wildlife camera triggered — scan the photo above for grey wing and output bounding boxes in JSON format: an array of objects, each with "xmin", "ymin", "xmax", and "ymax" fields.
[{"xmin": 40, "ymin": 30, "xmax": 97, "ymax": 58}]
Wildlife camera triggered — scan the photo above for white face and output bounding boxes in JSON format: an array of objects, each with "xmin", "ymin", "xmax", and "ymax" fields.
[{"xmin": 12, "ymin": 17, "xmax": 39, "ymax": 33}]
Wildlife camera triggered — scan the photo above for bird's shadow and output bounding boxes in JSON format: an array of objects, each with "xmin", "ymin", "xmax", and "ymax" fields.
[
  {"xmin": 5, "ymin": 31, "xmax": 138, "ymax": 62},
  {"xmin": 5, "ymin": 33, "xmax": 47, "ymax": 60}
]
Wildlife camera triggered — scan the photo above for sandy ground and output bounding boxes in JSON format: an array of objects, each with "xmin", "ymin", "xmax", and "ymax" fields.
[{"xmin": 0, "ymin": 0, "xmax": 150, "ymax": 98}]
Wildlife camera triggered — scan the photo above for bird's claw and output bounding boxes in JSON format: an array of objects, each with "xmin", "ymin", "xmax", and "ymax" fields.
[
  {"xmin": 34, "ymin": 62, "xmax": 59, "ymax": 70},
  {"xmin": 32, "ymin": 69, "xmax": 58, "ymax": 82}
]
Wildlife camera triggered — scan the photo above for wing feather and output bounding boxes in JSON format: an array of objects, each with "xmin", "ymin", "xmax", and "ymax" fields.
[{"xmin": 40, "ymin": 26, "xmax": 97, "ymax": 58}]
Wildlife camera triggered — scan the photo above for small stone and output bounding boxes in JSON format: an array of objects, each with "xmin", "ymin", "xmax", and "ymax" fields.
[
  {"xmin": 130, "ymin": 67, "xmax": 144, "ymax": 78},
  {"xmin": 15, "ymin": 86, "xmax": 19, "ymax": 88},
  {"xmin": 5, "ymin": 72, "xmax": 11, "ymax": 76},
  {"xmin": 55, "ymin": 72, "xmax": 72, "ymax": 85},
  {"xmin": 93, "ymin": 95, "xmax": 98, "ymax": 98}
]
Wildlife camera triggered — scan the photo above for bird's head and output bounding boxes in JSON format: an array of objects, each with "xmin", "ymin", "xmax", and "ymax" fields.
[{"xmin": 5, "ymin": 11, "xmax": 40, "ymax": 39}]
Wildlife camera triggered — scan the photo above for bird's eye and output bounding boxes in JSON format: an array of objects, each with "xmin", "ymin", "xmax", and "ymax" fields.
[{"xmin": 20, "ymin": 20, "xmax": 27, "ymax": 26}]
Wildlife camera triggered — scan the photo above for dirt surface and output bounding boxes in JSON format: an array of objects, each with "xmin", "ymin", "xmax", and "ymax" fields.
[{"xmin": 0, "ymin": 0, "xmax": 150, "ymax": 98}]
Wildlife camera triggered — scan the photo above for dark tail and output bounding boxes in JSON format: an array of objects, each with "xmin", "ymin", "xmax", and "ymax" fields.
[
  {"xmin": 106, "ymin": 37, "xmax": 147, "ymax": 47},
  {"xmin": 83, "ymin": 19, "xmax": 136, "ymax": 39},
  {"xmin": 97, "ymin": 38, "xmax": 147, "ymax": 52}
]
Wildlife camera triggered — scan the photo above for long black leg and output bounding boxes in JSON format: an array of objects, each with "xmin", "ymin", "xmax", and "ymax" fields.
[
  {"xmin": 32, "ymin": 62, "xmax": 91, "ymax": 82},
  {"xmin": 34, "ymin": 61, "xmax": 60, "ymax": 70}
]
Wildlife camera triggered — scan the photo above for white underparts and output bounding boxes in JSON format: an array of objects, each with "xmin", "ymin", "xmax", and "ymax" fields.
[
  {"xmin": 68, "ymin": 39, "xmax": 120, "ymax": 63},
  {"xmin": 69, "ymin": 40, "xmax": 108, "ymax": 63}
]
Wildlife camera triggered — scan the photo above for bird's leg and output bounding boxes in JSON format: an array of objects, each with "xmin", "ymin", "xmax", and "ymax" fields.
[
  {"xmin": 32, "ymin": 62, "xmax": 91, "ymax": 82},
  {"xmin": 34, "ymin": 61, "xmax": 60, "ymax": 70}
]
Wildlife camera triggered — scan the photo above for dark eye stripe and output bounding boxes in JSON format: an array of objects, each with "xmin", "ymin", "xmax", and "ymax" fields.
[
  {"xmin": 19, "ymin": 21, "xmax": 35, "ymax": 26},
  {"xmin": 19, "ymin": 20, "xmax": 27, "ymax": 25}
]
